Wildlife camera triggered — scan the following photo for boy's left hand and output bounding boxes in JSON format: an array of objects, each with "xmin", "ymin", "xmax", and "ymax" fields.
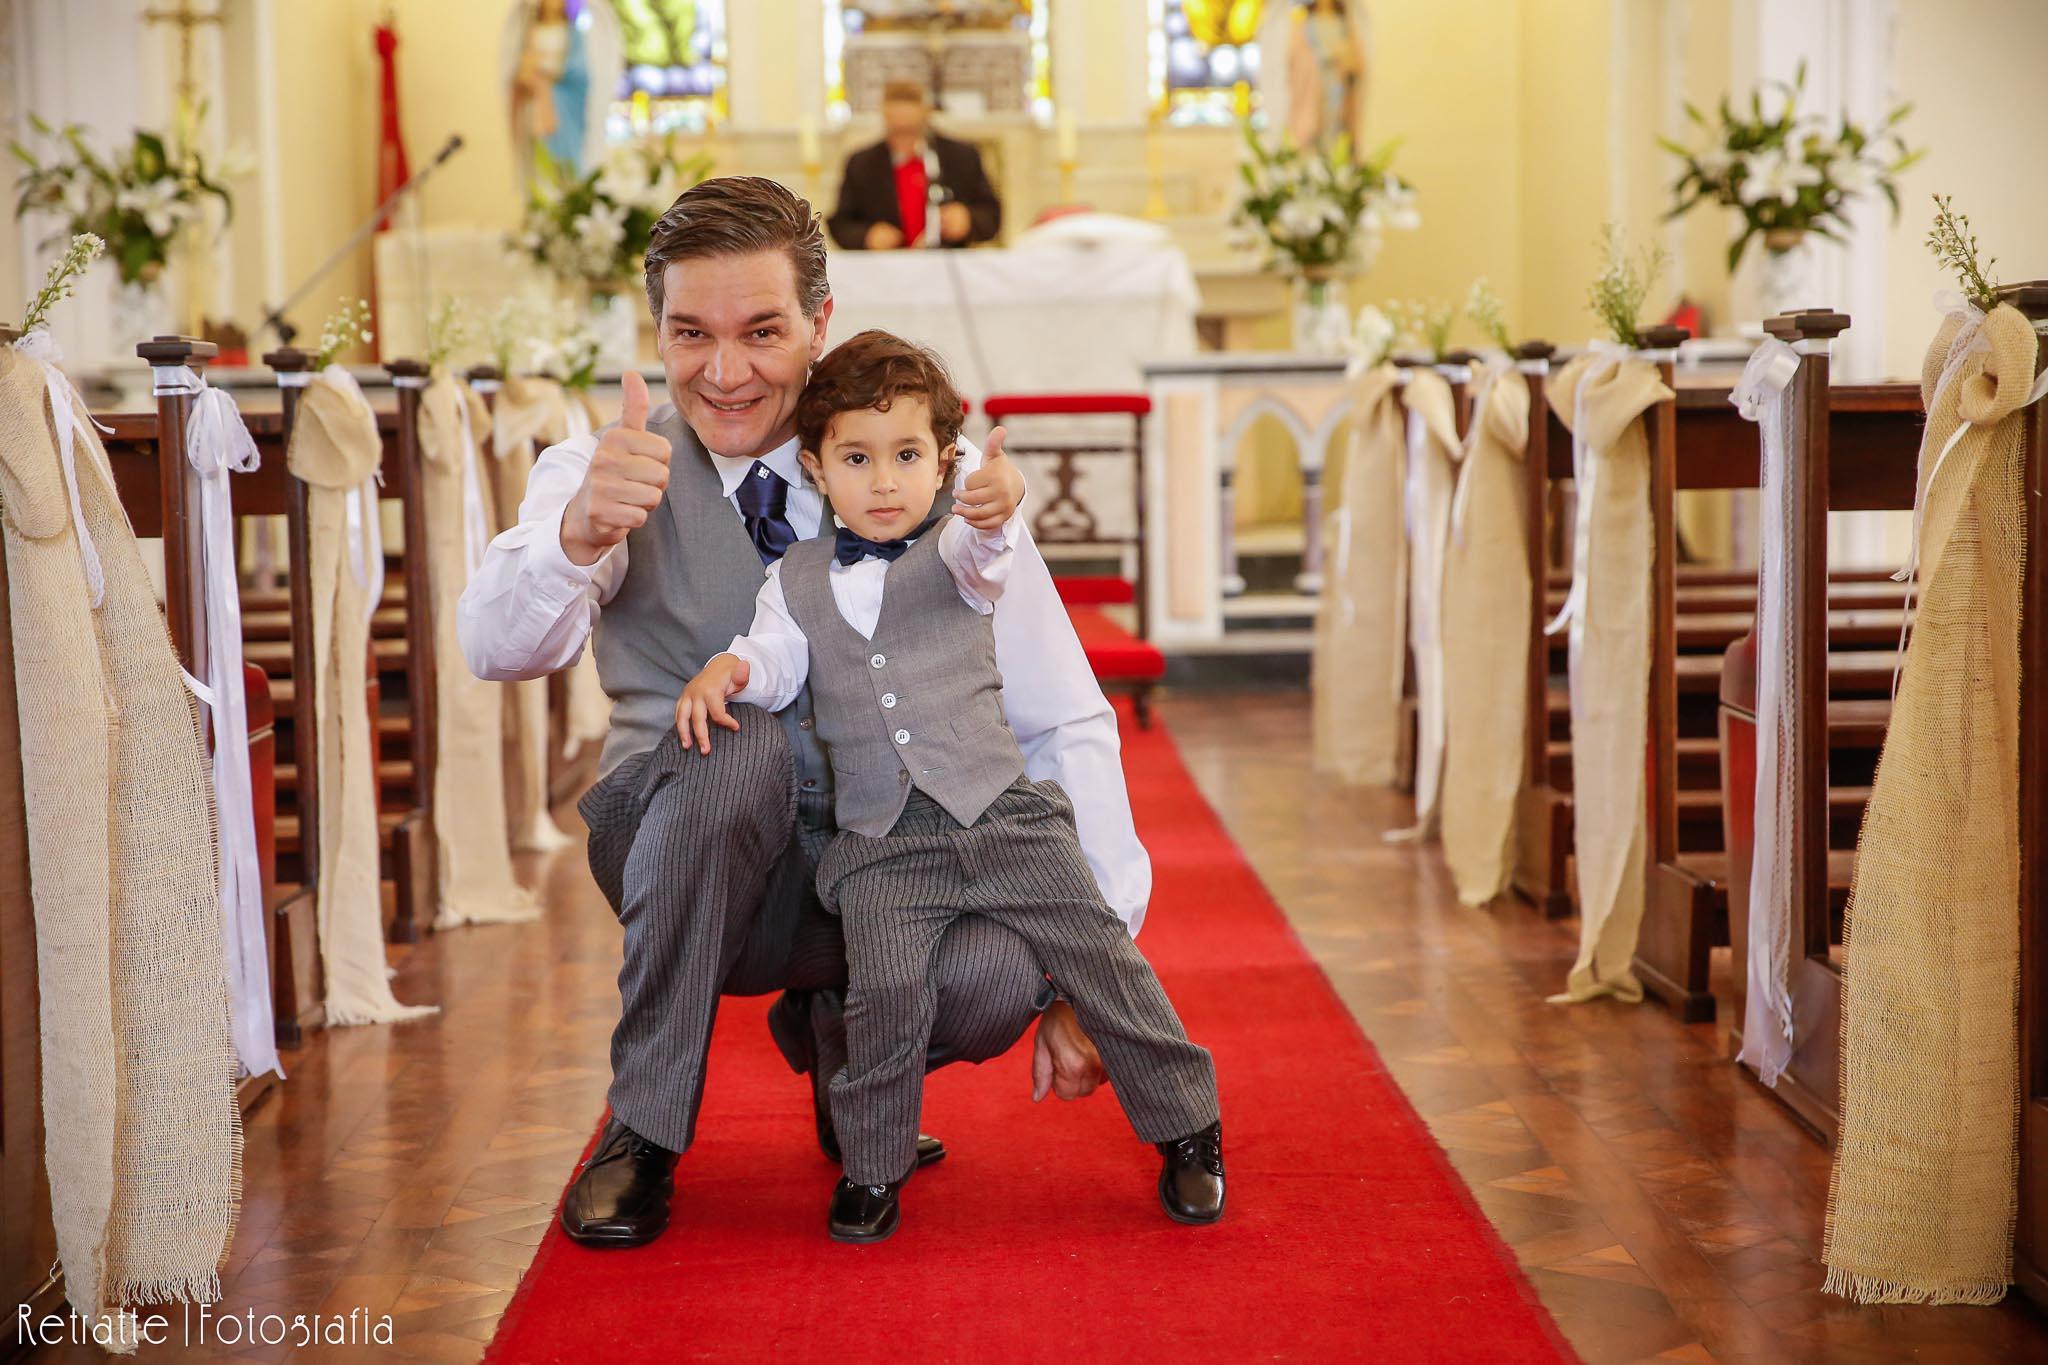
[{"xmin": 955, "ymin": 426, "xmax": 1025, "ymax": 532}]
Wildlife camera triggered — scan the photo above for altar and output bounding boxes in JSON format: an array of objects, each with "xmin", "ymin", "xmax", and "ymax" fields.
[{"xmin": 822, "ymin": 240, "xmax": 1201, "ymax": 415}]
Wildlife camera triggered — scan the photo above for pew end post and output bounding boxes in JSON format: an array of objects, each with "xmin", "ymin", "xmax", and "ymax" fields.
[
  {"xmin": 1509, "ymin": 339, "xmax": 1571, "ymax": 917},
  {"xmin": 2008, "ymin": 280, "xmax": 2048, "ymax": 1311},
  {"xmin": 386, "ymin": 357, "xmax": 436, "ymax": 944}
]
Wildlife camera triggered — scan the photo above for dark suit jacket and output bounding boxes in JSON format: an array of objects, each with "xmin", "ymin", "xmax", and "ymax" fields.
[{"xmin": 826, "ymin": 133, "xmax": 1002, "ymax": 250}]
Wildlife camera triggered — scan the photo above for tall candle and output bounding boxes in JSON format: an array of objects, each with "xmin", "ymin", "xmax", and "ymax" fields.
[
  {"xmin": 798, "ymin": 115, "xmax": 821, "ymax": 166},
  {"xmin": 1056, "ymin": 112, "xmax": 1078, "ymax": 163}
]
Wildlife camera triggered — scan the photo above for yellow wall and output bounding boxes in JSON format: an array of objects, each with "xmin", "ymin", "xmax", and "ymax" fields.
[{"xmin": 1879, "ymin": 0, "xmax": 2048, "ymax": 379}]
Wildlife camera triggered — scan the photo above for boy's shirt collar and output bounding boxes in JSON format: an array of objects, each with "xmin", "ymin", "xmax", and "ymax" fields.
[{"xmin": 708, "ymin": 436, "xmax": 803, "ymax": 500}]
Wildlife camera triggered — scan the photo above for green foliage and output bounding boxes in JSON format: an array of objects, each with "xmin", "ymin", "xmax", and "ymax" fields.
[
  {"xmin": 1925, "ymin": 194, "xmax": 2000, "ymax": 314},
  {"xmin": 1660, "ymin": 62, "xmax": 1918, "ymax": 271},
  {"xmin": 1586, "ymin": 224, "xmax": 1667, "ymax": 347}
]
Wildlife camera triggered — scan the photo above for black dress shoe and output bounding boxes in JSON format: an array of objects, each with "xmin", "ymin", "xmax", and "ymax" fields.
[
  {"xmin": 559, "ymin": 1117, "xmax": 678, "ymax": 1248},
  {"xmin": 828, "ymin": 1173, "xmax": 908, "ymax": 1243},
  {"xmin": 769, "ymin": 990, "xmax": 946, "ymax": 1168},
  {"xmin": 1156, "ymin": 1120, "xmax": 1225, "ymax": 1225}
]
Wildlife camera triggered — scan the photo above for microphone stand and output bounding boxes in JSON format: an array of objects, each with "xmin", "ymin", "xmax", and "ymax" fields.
[{"xmin": 258, "ymin": 133, "xmax": 466, "ymax": 346}]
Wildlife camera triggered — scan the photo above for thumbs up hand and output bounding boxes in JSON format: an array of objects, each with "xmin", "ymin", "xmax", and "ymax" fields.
[
  {"xmin": 562, "ymin": 369, "xmax": 674, "ymax": 566},
  {"xmin": 955, "ymin": 425, "xmax": 1025, "ymax": 532}
]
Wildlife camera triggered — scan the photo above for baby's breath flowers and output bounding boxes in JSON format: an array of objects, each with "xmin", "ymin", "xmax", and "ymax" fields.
[
  {"xmin": 20, "ymin": 232, "xmax": 104, "ymax": 334},
  {"xmin": 1925, "ymin": 194, "xmax": 2000, "ymax": 314},
  {"xmin": 313, "ymin": 298, "xmax": 374, "ymax": 369},
  {"xmin": 1465, "ymin": 276, "xmax": 1514, "ymax": 352},
  {"xmin": 1587, "ymin": 224, "xmax": 1667, "ymax": 347},
  {"xmin": 1390, "ymin": 297, "xmax": 1457, "ymax": 362}
]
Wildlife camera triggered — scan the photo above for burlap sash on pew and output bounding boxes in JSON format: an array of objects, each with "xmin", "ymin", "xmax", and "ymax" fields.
[
  {"xmin": 488, "ymin": 376, "xmax": 573, "ymax": 853},
  {"xmin": 1440, "ymin": 359, "xmax": 1531, "ymax": 903},
  {"xmin": 558, "ymin": 389, "xmax": 612, "ymax": 759},
  {"xmin": 1546, "ymin": 346, "xmax": 1671, "ymax": 1005},
  {"xmin": 418, "ymin": 372, "xmax": 541, "ymax": 928},
  {"xmin": 1389, "ymin": 367, "xmax": 1461, "ymax": 839},
  {"xmin": 1, "ymin": 339, "xmax": 238, "ymax": 1340},
  {"xmin": 1312, "ymin": 362, "xmax": 1406, "ymax": 785},
  {"xmin": 1823, "ymin": 302, "xmax": 2042, "ymax": 1305},
  {"xmin": 288, "ymin": 372, "xmax": 438, "ymax": 1026}
]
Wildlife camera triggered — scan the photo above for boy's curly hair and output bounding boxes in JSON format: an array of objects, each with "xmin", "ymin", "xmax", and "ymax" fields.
[{"xmin": 795, "ymin": 329, "xmax": 965, "ymax": 460}]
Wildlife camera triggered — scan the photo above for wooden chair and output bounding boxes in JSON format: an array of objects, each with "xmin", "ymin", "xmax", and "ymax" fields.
[{"xmin": 979, "ymin": 393, "xmax": 1164, "ymax": 727}]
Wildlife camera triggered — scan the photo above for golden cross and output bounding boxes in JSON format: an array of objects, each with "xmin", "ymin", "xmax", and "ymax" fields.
[{"xmin": 143, "ymin": 0, "xmax": 223, "ymax": 113}]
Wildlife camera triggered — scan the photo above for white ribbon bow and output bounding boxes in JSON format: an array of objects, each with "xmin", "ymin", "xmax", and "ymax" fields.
[
  {"xmin": 150, "ymin": 363, "xmax": 283, "ymax": 1081},
  {"xmin": 1543, "ymin": 339, "xmax": 1633, "ymax": 651},
  {"xmin": 1448, "ymin": 355, "xmax": 1512, "ymax": 544},
  {"xmin": 12, "ymin": 329, "xmax": 114, "ymax": 607}
]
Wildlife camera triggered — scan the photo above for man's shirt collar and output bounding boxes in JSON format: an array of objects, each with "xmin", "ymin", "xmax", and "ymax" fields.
[{"xmin": 709, "ymin": 436, "xmax": 804, "ymax": 500}]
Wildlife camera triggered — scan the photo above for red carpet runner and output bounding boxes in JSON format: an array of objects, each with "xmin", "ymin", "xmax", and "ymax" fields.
[{"xmin": 488, "ymin": 710, "xmax": 1573, "ymax": 1362}]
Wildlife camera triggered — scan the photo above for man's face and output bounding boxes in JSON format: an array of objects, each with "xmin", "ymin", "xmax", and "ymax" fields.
[
  {"xmin": 799, "ymin": 397, "xmax": 951, "ymax": 543},
  {"xmin": 656, "ymin": 249, "xmax": 831, "ymax": 458},
  {"xmin": 882, "ymin": 94, "xmax": 929, "ymax": 144}
]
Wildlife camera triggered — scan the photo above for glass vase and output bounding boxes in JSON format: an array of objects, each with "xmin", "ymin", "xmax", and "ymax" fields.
[
  {"xmin": 585, "ymin": 283, "xmax": 640, "ymax": 373},
  {"xmin": 1757, "ymin": 228, "xmax": 1814, "ymax": 322},
  {"xmin": 1292, "ymin": 269, "xmax": 1353, "ymax": 356},
  {"xmin": 110, "ymin": 278, "xmax": 172, "ymax": 351}
]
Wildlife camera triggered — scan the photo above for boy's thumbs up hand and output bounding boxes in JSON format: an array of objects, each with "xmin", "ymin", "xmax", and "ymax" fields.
[
  {"xmin": 561, "ymin": 369, "xmax": 673, "ymax": 566},
  {"xmin": 956, "ymin": 425, "xmax": 1025, "ymax": 532}
]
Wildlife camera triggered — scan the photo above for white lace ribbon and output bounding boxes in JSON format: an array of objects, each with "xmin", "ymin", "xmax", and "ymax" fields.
[
  {"xmin": 1728, "ymin": 338, "xmax": 1801, "ymax": 1087},
  {"xmin": 12, "ymin": 330, "xmax": 114, "ymax": 608},
  {"xmin": 319, "ymin": 365, "xmax": 387, "ymax": 630},
  {"xmin": 151, "ymin": 363, "xmax": 283, "ymax": 1081}
]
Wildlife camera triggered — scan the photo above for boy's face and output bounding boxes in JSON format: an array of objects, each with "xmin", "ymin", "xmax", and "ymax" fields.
[{"xmin": 801, "ymin": 397, "xmax": 952, "ymax": 543}]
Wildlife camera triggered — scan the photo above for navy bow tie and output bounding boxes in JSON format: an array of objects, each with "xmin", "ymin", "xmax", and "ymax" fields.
[{"xmin": 834, "ymin": 513, "xmax": 943, "ymax": 567}]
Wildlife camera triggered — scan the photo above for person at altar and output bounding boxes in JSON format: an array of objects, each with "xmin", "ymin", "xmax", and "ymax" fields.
[{"xmin": 827, "ymin": 80, "xmax": 1003, "ymax": 251}]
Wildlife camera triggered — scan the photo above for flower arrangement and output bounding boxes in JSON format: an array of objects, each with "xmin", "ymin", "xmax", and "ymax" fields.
[
  {"xmin": 312, "ymin": 298, "xmax": 374, "ymax": 370},
  {"xmin": 1926, "ymin": 194, "xmax": 2000, "ymax": 314},
  {"xmin": 511, "ymin": 136, "xmax": 712, "ymax": 289},
  {"xmin": 1659, "ymin": 64, "xmax": 1919, "ymax": 270},
  {"xmin": 1465, "ymin": 277, "xmax": 1514, "ymax": 352},
  {"xmin": 1230, "ymin": 123, "xmax": 1418, "ymax": 278},
  {"xmin": 528, "ymin": 306, "xmax": 604, "ymax": 391},
  {"xmin": 10, "ymin": 114, "xmax": 238, "ymax": 286},
  {"xmin": 424, "ymin": 297, "xmax": 473, "ymax": 370},
  {"xmin": 20, "ymin": 233, "xmax": 105, "ymax": 334},
  {"xmin": 1587, "ymin": 224, "xmax": 1667, "ymax": 346}
]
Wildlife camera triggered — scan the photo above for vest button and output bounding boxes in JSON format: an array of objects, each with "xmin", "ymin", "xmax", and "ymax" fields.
[
  {"xmin": 802, "ymin": 778, "xmax": 817, "ymax": 789},
  {"xmin": 893, "ymin": 728, "xmax": 910, "ymax": 745},
  {"xmin": 881, "ymin": 693, "xmax": 897, "ymax": 708},
  {"xmin": 870, "ymin": 653, "xmax": 886, "ymax": 669},
  {"xmin": 798, "ymin": 717, "xmax": 813, "ymax": 730}
]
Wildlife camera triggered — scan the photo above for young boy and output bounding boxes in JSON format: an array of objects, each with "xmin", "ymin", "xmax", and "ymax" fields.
[{"xmin": 677, "ymin": 331, "xmax": 1223, "ymax": 1243}]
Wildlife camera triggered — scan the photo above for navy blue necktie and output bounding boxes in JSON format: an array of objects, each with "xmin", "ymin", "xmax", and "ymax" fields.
[{"xmin": 734, "ymin": 461, "xmax": 797, "ymax": 566}]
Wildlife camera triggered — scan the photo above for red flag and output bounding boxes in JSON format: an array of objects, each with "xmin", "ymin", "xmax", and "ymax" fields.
[{"xmin": 374, "ymin": 20, "xmax": 410, "ymax": 229}]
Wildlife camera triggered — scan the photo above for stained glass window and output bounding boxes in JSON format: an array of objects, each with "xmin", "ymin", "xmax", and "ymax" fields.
[
  {"xmin": 608, "ymin": 0, "xmax": 729, "ymax": 139},
  {"xmin": 1149, "ymin": 0, "xmax": 1263, "ymax": 127},
  {"xmin": 823, "ymin": 1, "xmax": 1051, "ymax": 126}
]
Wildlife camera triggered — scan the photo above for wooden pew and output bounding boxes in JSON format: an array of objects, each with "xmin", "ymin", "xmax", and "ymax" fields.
[
  {"xmin": 1511, "ymin": 342, "xmax": 1569, "ymax": 915},
  {"xmin": 2015, "ymin": 282, "xmax": 2048, "ymax": 1312},
  {"xmin": 386, "ymin": 358, "xmax": 439, "ymax": 938},
  {"xmin": 1390, "ymin": 352, "xmax": 1474, "ymax": 796}
]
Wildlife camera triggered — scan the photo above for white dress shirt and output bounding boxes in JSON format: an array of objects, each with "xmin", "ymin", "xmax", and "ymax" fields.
[
  {"xmin": 726, "ymin": 512, "xmax": 1018, "ymax": 713},
  {"xmin": 457, "ymin": 412, "xmax": 1152, "ymax": 934}
]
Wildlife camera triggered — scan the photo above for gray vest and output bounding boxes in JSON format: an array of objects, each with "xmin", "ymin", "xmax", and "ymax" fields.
[
  {"xmin": 591, "ymin": 405, "xmax": 829, "ymax": 798},
  {"xmin": 778, "ymin": 517, "xmax": 1025, "ymax": 837}
]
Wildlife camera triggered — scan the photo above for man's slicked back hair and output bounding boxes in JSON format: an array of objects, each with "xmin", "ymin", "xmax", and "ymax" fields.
[{"xmin": 643, "ymin": 175, "xmax": 830, "ymax": 320}]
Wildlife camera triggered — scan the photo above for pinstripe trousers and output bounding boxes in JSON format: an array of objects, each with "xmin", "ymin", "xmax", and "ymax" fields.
[
  {"xmin": 579, "ymin": 705, "xmax": 1049, "ymax": 1154},
  {"xmin": 819, "ymin": 779, "xmax": 1220, "ymax": 1185}
]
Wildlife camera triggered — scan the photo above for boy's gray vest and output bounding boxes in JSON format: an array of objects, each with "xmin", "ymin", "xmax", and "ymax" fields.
[
  {"xmin": 778, "ymin": 517, "xmax": 1025, "ymax": 837},
  {"xmin": 591, "ymin": 406, "xmax": 829, "ymax": 796}
]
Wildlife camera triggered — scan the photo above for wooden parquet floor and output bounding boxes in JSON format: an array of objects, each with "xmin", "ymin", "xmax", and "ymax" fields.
[{"xmin": 28, "ymin": 690, "xmax": 2048, "ymax": 1362}]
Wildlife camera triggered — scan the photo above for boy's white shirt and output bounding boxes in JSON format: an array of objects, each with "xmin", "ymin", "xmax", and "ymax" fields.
[
  {"xmin": 725, "ymin": 511, "xmax": 1018, "ymax": 712},
  {"xmin": 456, "ymin": 416, "xmax": 1151, "ymax": 935}
]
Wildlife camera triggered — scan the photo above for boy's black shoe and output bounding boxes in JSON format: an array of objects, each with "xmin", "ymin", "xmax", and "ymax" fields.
[
  {"xmin": 1156, "ymin": 1120, "xmax": 1226, "ymax": 1225},
  {"xmin": 560, "ymin": 1116, "xmax": 678, "ymax": 1247},
  {"xmin": 828, "ymin": 1173, "xmax": 909, "ymax": 1243}
]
